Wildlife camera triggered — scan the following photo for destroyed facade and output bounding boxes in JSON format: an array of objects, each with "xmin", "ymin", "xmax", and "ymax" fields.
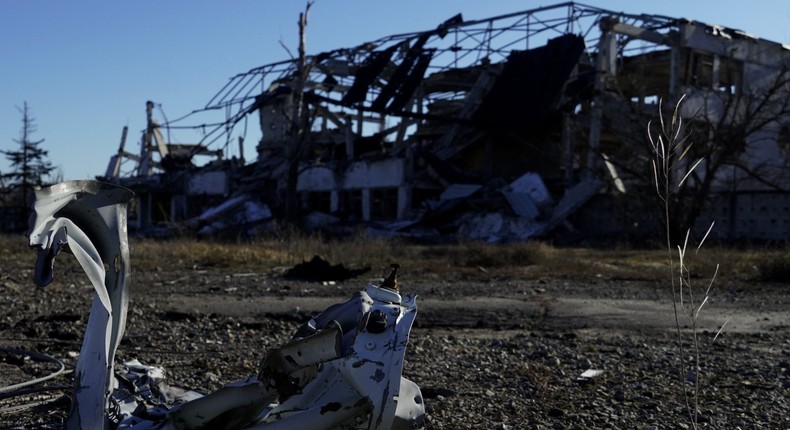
[{"xmin": 102, "ymin": 3, "xmax": 790, "ymax": 241}]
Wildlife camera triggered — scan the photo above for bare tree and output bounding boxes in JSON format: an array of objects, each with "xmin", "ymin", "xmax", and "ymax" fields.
[
  {"xmin": 658, "ymin": 64, "xmax": 790, "ymax": 243},
  {"xmin": 283, "ymin": 1, "xmax": 316, "ymax": 220},
  {"xmin": 604, "ymin": 62, "xmax": 790, "ymax": 244}
]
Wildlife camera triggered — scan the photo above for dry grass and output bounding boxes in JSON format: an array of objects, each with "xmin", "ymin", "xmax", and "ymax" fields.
[
  {"xmin": 122, "ymin": 236, "xmax": 790, "ymax": 284},
  {"xmin": 129, "ymin": 231, "xmax": 398, "ymax": 273},
  {"xmin": 419, "ymin": 241, "xmax": 553, "ymax": 268},
  {"xmin": 1, "ymin": 233, "xmax": 787, "ymax": 283},
  {"xmin": 0, "ymin": 233, "xmax": 30, "ymax": 256},
  {"xmin": 744, "ymin": 249, "xmax": 790, "ymax": 282}
]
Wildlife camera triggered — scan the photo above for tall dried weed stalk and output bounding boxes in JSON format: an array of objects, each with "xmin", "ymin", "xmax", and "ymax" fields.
[{"xmin": 647, "ymin": 96, "xmax": 724, "ymax": 429}]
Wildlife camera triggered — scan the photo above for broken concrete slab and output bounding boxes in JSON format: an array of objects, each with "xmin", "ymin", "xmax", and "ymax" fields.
[
  {"xmin": 507, "ymin": 172, "xmax": 552, "ymax": 206},
  {"xmin": 188, "ymin": 194, "xmax": 272, "ymax": 237},
  {"xmin": 501, "ymin": 191, "xmax": 540, "ymax": 220},
  {"xmin": 440, "ymin": 183, "xmax": 482, "ymax": 201}
]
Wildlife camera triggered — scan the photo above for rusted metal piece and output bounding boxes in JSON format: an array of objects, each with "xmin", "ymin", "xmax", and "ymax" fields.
[{"xmin": 380, "ymin": 263, "xmax": 400, "ymax": 292}]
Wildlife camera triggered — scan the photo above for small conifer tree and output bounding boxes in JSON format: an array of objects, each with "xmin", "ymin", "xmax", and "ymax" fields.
[{"xmin": 1, "ymin": 102, "xmax": 55, "ymax": 227}]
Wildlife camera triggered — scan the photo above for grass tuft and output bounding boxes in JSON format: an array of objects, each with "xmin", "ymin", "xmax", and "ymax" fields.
[
  {"xmin": 448, "ymin": 240, "xmax": 553, "ymax": 268},
  {"xmin": 752, "ymin": 251, "xmax": 790, "ymax": 282}
]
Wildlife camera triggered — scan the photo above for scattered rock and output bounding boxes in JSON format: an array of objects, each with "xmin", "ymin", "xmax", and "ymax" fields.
[{"xmin": 2, "ymin": 240, "xmax": 787, "ymax": 428}]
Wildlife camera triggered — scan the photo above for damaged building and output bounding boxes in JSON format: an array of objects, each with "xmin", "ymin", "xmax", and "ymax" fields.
[{"xmin": 102, "ymin": 3, "xmax": 790, "ymax": 242}]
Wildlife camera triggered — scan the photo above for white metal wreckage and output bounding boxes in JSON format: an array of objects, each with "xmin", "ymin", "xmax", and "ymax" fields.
[{"xmin": 27, "ymin": 180, "xmax": 425, "ymax": 429}]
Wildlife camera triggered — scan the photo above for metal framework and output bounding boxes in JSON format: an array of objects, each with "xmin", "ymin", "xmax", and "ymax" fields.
[{"xmin": 156, "ymin": 2, "xmax": 683, "ymax": 158}]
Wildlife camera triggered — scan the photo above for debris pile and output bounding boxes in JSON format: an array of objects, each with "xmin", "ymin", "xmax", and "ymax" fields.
[
  {"xmin": 186, "ymin": 193, "xmax": 272, "ymax": 237},
  {"xmin": 283, "ymin": 255, "xmax": 371, "ymax": 282},
  {"xmin": 367, "ymin": 173, "xmax": 603, "ymax": 243}
]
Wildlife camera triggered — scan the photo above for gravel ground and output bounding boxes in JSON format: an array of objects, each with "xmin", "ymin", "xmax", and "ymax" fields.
[{"xmin": 1, "ymin": 250, "xmax": 788, "ymax": 429}]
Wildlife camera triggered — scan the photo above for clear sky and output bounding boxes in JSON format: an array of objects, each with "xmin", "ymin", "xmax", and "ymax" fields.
[{"xmin": 1, "ymin": 1, "xmax": 789, "ymax": 181}]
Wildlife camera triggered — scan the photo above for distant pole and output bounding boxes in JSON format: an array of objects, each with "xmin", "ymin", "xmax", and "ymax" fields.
[
  {"xmin": 138, "ymin": 101, "xmax": 155, "ymax": 176},
  {"xmin": 284, "ymin": 1, "xmax": 314, "ymax": 220},
  {"xmin": 116, "ymin": 126, "xmax": 128, "ymax": 177},
  {"xmin": 238, "ymin": 136, "xmax": 245, "ymax": 164}
]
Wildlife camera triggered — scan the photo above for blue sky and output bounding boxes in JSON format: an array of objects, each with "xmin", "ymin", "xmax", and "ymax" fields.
[{"xmin": 1, "ymin": 1, "xmax": 789, "ymax": 180}]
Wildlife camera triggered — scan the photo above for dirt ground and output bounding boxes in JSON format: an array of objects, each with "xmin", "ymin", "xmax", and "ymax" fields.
[{"xmin": 1, "ymin": 239, "xmax": 788, "ymax": 428}]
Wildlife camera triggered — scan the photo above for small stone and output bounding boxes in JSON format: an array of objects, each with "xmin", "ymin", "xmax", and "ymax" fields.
[{"xmin": 547, "ymin": 407, "xmax": 564, "ymax": 418}]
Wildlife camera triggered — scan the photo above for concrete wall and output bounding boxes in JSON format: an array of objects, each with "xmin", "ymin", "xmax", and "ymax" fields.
[
  {"xmin": 701, "ymin": 192, "xmax": 790, "ymax": 241},
  {"xmin": 297, "ymin": 157, "xmax": 409, "ymax": 220},
  {"xmin": 187, "ymin": 170, "xmax": 229, "ymax": 196}
]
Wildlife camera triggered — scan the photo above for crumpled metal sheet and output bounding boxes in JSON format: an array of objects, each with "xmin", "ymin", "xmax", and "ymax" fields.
[
  {"xmin": 254, "ymin": 285, "xmax": 423, "ymax": 430},
  {"xmin": 158, "ymin": 284, "xmax": 424, "ymax": 430},
  {"xmin": 113, "ymin": 359, "xmax": 204, "ymax": 429},
  {"xmin": 29, "ymin": 180, "xmax": 425, "ymax": 430},
  {"xmin": 28, "ymin": 180, "xmax": 134, "ymax": 430}
]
